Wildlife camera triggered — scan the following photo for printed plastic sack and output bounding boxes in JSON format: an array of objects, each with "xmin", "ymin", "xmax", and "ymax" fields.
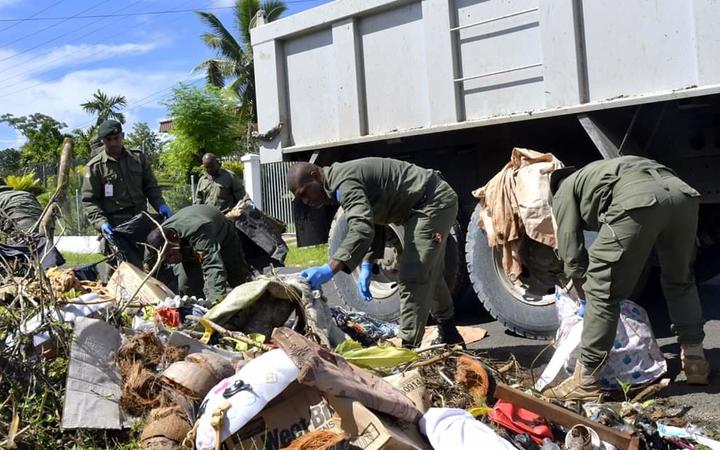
[
  {"xmin": 535, "ymin": 288, "xmax": 666, "ymax": 391},
  {"xmin": 195, "ymin": 349, "xmax": 299, "ymax": 450}
]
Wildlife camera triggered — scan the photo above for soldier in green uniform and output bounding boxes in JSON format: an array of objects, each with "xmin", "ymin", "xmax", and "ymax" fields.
[
  {"xmin": 146, "ymin": 204, "xmax": 251, "ymax": 303},
  {"xmin": 0, "ymin": 178, "xmax": 47, "ymax": 237},
  {"xmin": 545, "ymin": 155, "xmax": 710, "ymax": 400},
  {"xmin": 82, "ymin": 119, "xmax": 171, "ymax": 233},
  {"xmin": 82, "ymin": 120, "xmax": 172, "ymax": 264},
  {"xmin": 287, "ymin": 158, "xmax": 464, "ymax": 348},
  {"xmin": 194, "ymin": 153, "xmax": 248, "ymax": 212}
]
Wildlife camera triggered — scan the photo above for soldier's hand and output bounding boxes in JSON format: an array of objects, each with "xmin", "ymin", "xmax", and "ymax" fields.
[
  {"xmin": 159, "ymin": 204, "xmax": 173, "ymax": 219},
  {"xmin": 357, "ymin": 262, "xmax": 373, "ymax": 302},
  {"xmin": 300, "ymin": 264, "xmax": 334, "ymax": 289},
  {"xmin": 101, "ymin": 223, "xmax": 113, "ymax": 237}
]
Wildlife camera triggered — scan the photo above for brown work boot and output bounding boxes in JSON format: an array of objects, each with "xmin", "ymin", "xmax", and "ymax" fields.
[
  {"xmin": 681, "ymin": 344, "xmax": 710, "ymax": 385},
  {"xmin": 431, "ymin": 318, "xmax": 466, "ymax": 348},
  {"xmin": 542, "ymin": 361, "xmax": 603, "ymax": 401}
]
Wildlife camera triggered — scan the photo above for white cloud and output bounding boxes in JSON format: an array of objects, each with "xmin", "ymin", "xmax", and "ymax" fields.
[
  {"xmin": 0, "ymin": 40, "xmax": 163, "ymax": 89},
  {"xmin": 211, "ymin": 0, "xmax": 236, "ymax": 7},
  {"xmin": 0, "ymin": 0, "xmax": 19, "ymax": 8},
  {"xmin": 0, "ymin": 66, "xmax": 194, "ymax": 134}
]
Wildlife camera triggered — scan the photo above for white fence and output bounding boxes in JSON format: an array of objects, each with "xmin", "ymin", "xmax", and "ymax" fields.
[{"xmin": 242, "ymin": 154, "xmax": 295, "ymax": 233}]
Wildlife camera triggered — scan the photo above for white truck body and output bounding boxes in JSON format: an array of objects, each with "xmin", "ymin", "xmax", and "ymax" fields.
[{"xmin": 251, "ymin": 0, "xmax": 720, "ymax": 163}]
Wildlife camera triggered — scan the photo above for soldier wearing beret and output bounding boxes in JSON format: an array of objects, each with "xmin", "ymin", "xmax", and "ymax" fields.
[{"xmin": 82, "ymin": 119, "xmax": 172, "ymax": 264}]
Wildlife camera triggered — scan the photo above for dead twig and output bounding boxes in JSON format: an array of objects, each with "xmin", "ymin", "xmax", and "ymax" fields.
[{"xmin": 184, "ymin": 315, "xmax": 272, "ymax": 351}]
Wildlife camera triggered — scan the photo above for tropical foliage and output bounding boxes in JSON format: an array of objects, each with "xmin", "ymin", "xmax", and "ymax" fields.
[
  {"xmin": 81, "ymin": 89, "xmax": 128, "ymax": 126},
  {"xmin": 0, "ymin": 113, "xmax": 67, "ymax": 164}
]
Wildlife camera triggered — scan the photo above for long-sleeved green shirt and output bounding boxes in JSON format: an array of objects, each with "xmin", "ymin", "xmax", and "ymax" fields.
[
  {"xmin": 81, "ymin": 147, "xmax": 165, "ymax": 229},
  {"xmin": 194, "ymin": 168, "xmax": 247, "ymax": 212},
  {"xmin": 162, "ymin": 205, "xmax": 235, "ymax": 301},
  {"xmin": 551, "ymin": 155, "xmax": 692, "ymax": 279},
  {"xmin": 323, "ymin": 158, "xmax": 434, "ymax": 271}
]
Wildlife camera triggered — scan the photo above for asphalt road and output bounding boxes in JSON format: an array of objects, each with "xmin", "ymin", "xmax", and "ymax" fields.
[{"xmin": 284, "ymin": 267, "xmax": 720, "ymax": 425}]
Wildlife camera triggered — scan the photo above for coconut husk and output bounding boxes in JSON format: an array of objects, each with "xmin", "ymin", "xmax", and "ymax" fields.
[
  {"xmin": 281, "ymin": 430, "xmax": 350, "ymax": 450},
  {"xmin": 141, "ymin": 405, "xmax": 192, "ymax": 449},
  {"xmin": 455, "ymin": 355, "xmax": 492, "ymax": 402},
  {"xmin": 161, "ymin": 361, "xmax": 217, "ymax": 399},
  {"xmin": 119, "ymin": 362, "xmax": 166, "ymax": 417},
  {"xmin": 185, "ymin": 352, "xmax": 234, "ymax": 381},
  {"xmin": 116, "ymin": 333, "xmax": 188, "ymax": 376}
]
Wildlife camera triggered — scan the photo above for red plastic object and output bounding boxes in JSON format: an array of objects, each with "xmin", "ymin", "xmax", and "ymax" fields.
[
  {"xmin": 156, "ymin": 307, "xmax": 181, "ymax": 327},
  {"xmin": 488, "ymin": 399, "xmax": 555, "ymax": 444}
]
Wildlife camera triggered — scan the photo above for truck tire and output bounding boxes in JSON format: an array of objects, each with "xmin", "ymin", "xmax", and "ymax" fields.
[
  {"xmin": 328, "ymin": 208, "xmax": 467, "ymax": 321},
  {"xmin": 465, "ymin": 204, "xmax": 561, "ymax": 339}
]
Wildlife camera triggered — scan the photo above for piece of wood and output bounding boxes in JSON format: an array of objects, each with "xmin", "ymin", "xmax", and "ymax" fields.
[
  {"xmin": 493, "ymin": 383, "xmax": 640, "ymax": 450},
  {"xmin": 37, "ymin": 137, "xmax": 73, "ymax": 235}
]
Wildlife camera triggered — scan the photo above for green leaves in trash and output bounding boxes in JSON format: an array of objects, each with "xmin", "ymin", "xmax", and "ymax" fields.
[
  {"xmin": 335, "ymin": 339, "xmax": 417, "ymax": 370},
  {"xmin": 224, "ymin": 333, "xmax": 266, "ymax": 352}
]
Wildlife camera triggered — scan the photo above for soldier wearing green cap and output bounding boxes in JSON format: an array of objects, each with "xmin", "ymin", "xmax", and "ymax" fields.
[{"xmin": 82, "ymin": 119, "xmax": 172, "ymax": 237}]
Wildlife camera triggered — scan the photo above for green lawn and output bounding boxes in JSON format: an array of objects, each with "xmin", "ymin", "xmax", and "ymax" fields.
[
  {"xmin": 62, "ymin": 252, "xmax": 105, "ymax": 266},
  {"xmin": 284, "ymin": 243, "xmax": 328, "ymax": 268}
]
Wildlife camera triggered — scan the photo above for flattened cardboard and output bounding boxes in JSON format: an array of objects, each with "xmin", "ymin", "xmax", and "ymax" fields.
[
  {"xmin": 225, "ymin": 383, "xmax": 430, "ymax": 450},
  {"xmin": 106, "ymin": 262, "xmax": 174, "ymax": 306},
  {"xmin": 390, "ymin": 326, "xmax": 487, "ymax": 348},
  {"xmin": 62, "ymin": 317, "xmax": 131, "ymax": 429},
  {"xmin": 384, "ymin": 370, "xmax": 430, "ymax": 413}
]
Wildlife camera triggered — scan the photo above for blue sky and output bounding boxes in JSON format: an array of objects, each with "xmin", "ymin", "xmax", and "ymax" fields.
[{"xmin": 0, "ymin": 0, "xmax": 328, "ymax": 148}]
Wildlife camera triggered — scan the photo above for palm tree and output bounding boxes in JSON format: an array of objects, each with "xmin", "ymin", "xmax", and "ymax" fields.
[
  {"xmin": 195, "ymin": 0, "xmax": 287, "ymax": 123},
  {"xmin": 81, "ymin": 90, "xmax": 128, "ymax": 126}
]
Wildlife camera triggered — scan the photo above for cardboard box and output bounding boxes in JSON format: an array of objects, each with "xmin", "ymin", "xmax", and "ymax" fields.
[
  {"xmin": 225, "ymin": 383, "xmax": 430, "ymax": 450},
  {"xmin": 106, "ymin": 262, "xmax": 174, "ymax": 306},
  {"xmin": 384, "ymin": 370, "xmax": 430, "ymax": 414}
]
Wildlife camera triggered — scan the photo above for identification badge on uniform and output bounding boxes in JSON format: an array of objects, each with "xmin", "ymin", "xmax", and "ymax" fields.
[{"xmin": 104, "ymin": 183, "xmax": 114, "ymax": 197}]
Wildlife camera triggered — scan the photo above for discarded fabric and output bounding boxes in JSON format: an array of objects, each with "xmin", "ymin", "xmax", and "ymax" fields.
[
  {"xmin": 331, "ymin": 305, "xmax": 398, "ymax": 345},
  {"xmin": 419, "ymin": 408, "xmax": 516, "ymax": 450},
  {"xmin": 335, "ymin": 339, "xmax": 417, "ymax": 370}
]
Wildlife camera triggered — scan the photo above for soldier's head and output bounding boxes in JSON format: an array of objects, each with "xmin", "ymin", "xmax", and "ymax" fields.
[
  {"xmin": 147, "ymin": 227, "xmax": 183, "ymax": 265},
  {"xmin": 98, "ymin": 119, "xmax": 124, "ymax": 155},
  {"xmin": 287, "ymin": 161, "xmax": 328, "ymax": 207},
  {"xmin": 202, "ymin": 153, "xmax": 221, "ymax": 176}
]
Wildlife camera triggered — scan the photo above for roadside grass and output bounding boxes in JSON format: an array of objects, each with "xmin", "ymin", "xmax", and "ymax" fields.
[
  {"xmin": 284, "ymin": 243, "xmax": 328, "ymax": 268},
  {"xmin": 62, "ymin": 252, "xmax": 105, "ymax": 266}
]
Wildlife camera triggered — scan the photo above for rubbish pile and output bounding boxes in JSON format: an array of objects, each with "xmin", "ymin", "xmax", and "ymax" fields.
[{"xmin": 1, "ymin": 243, "xmax": 718, "ymax": 449}]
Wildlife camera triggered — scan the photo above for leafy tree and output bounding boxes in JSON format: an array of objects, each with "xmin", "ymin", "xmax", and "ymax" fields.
[
  {"xmin": 81, "ymin": 89, "xmax": 128, "ymax": 126},
  {"xmin": 195, "ymin": 0, "xmax": 287, "ymax": 123},
  {"xmin": 71, "ymin": 125, "xmax": 98, "ymax": 163},
  {"xmin": 0, "ymin": 148, "xmax": 22, "ymax": 177},
  {"xmin": 0, "ymin": 113, "xmax": 67, "ymax": 164},
  {"xmin": 125, "ymin": 122, "xmax": 161, "ymax": 167},
  {"xmin": 162, "ymin": 84, "xmax": 241, "ymax": 179}
]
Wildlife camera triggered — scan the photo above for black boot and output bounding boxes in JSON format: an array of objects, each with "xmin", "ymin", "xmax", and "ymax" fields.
[{"xmin": 431, "ymin": 318, "xmax": 466, "ymax": 347}]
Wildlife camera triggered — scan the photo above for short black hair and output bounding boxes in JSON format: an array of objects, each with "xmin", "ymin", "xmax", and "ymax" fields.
[
  {"xmin": 146, "ymin": 227, "xmax": 179, "ymax": 251},
  {"xmin": 550, "ymin": 167, "xmax": 577, "ymax": 195}
]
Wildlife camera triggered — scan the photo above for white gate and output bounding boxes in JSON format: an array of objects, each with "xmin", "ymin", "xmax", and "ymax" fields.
[{"xmin": 260, "ymin": 161, "xmax": 295, "ymax": 232}]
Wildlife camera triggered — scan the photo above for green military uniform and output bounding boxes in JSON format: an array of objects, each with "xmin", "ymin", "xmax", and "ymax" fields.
[
  {"xmin": 81, "ymin": 146, "xmax": 165, "ymax": 229},
  {"xmin": 0, "ymin": 186, "xmax": 44, "ymax": 235},
  {"xmin": 163, "ymin": 205, "xmax": 250, "ymax": 303},
  {"xmin": 552, "ymin": 155, "xmax": 705, "ymax": 370},
  {"xmin": 194, "ymin": 168, "xmax": 247, "ymax": 212},
  {"xmin": 324, "ymin": 158, "xmax": 458, "ymax": 344}
]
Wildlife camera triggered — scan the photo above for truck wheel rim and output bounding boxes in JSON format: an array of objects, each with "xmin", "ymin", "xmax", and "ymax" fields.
[{"xmin": 491, "ymin": 236, "xmax": 567, "ymax": 306}]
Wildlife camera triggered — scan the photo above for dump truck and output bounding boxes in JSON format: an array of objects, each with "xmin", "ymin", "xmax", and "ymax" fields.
[{"xmin": 250, "ymin": 0, "xmax": 720, "ymax": 338}]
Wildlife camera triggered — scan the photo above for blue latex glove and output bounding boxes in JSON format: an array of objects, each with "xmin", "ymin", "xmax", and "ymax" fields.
[
  {"xmin": 577, "ymin": 298, "xmax": 587, "ymax": 318},
  {"xmin": 101, "ymin": 223, "xmax": 113, "ymax": 237},
  {"xmin": 357, "ymin": 262, "xmax": 373, "ymax": 302},
  {"xmin": 300, "ymin": 264, "xmax": 334, "ymax": 289},
  {"xmin": 158, "ymin": 204, "xmax": 172, "ymax": 219}
]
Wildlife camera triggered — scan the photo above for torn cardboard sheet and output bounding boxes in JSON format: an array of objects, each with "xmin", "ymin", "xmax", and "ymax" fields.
[
  {"xmin": 226, "ymin": 382, "xmax": 431, "ymax": 450},
  {"xmin": 106, "ymin": 262, "xmax": 175, "ymax": 306},
  {"xmin": 385, "ymin": 370, "xmax": 430, "ymax": 414},
  {"xmin": 390, "ymin": 326, "xmax": 487, "ymax": 348},
  {"xmin": 62, "ymin": 317, "xmax": 131, "ymax": 429}
]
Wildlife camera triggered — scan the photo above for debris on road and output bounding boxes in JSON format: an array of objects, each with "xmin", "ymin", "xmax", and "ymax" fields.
[{"xmin": 0, "ymin": 233, "xmax": 717, "ymax": 449}]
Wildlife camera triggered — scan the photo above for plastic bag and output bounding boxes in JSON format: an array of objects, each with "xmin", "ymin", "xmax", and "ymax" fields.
[{"xmin": 536, "ymin": 288, "xmax": 666, "ymax": 391}]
